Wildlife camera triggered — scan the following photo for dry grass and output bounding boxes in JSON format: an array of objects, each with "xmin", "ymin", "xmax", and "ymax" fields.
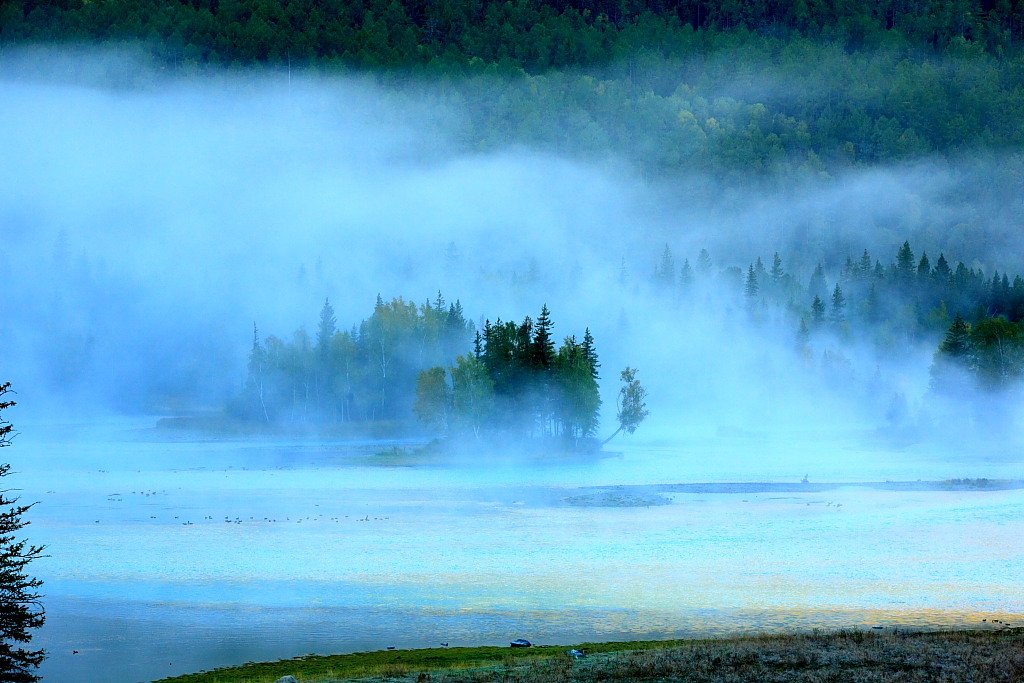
[
  {"xmin": 313, "ymin": 630, "xmax": 1024, "ymax": 683},
  {"xmin": 155, "ymin": 629, "xmax": 1024, "ymax": 683}
]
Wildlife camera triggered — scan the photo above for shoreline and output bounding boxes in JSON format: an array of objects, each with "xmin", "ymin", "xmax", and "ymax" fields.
[{"xmin": 151, "ymin": 625, "xmax": 1024, "ymax": 683}]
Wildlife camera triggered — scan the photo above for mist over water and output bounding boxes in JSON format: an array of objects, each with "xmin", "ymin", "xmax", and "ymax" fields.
[
  {"xmin": 3, "ymin": 50, "xmax": 1024, "ymax": 682},
  {"xmin": 6, "ymin": 49, "xmax": 1024, "ymax": 430}
]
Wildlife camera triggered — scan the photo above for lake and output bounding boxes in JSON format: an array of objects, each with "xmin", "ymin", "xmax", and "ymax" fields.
[{"xmin": 14, "ymin": 417, "xmax": 1024, "ymax": 683}]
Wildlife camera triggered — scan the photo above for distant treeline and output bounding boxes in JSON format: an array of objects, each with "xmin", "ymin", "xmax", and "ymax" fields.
[
  {"xmin": 5, "ymin": 0, "xmax": 1024, "ymax": 69},
  {"xmin": 238, "ymin": 293, "xmax": 473, "ymax": 424},
  {"xmin": 650, "ymin": 239, "xmax": 1024, "ymax": 402},
  {"xmin": 6, "ymin": 2, "xmax": 1024, "ymax": 181}
]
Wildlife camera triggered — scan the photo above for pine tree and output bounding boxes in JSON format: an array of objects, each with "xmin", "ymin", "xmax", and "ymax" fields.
[
  {"xmin": 830, "ymin": 283, "xmax": 846, "ymax": 323},
  {"xmin": 679, "ymin": 259, "xmax": 693, "ymax": 288},
  {"xmin": 744, "ymin": 263, "xmax": 759, "ymax": 300},
  {"xmin": 656, "ymin": 244, "xmax": 675, "ymax": 289},
  {"xmin": 896, "ymin": 240, "xmax": 916, "ymax": 283},
  {"xmin": 933, "ymin": 253, "xmax": 952, "ymax": 284},
  {"xmin": 770, "ymin": 252, "xmax": 784, "ymax": 286},
  {"xmin": 581, "ymin": 328, "xmax": 600, "ymax": 381},
  {"xmin": 696, "ymin": 248, "xmax": 712, "ymax": 275},
  {"xmin": 0, "ymin": 383, "xmax": 46, "ymax": 683},
  {"xmin": 315, "ymin": 298, "xmax": 337, "ymax": 359},
  {"xmin": 532, "ymin": 305, "xmax": 556, "ymax": 371},
  {"xmin": 939, "ymin": 313, "xmax": 972, "ymax": 357},
  {"xmin": 811, "ymin": 294, "xmax": 826, "ymax": 324},
  {"xmin": 859, "ymin": 249, "xmax": 872, "ymax": 278},
  {"xmin": 808, "ymin": 263, "xmax": 826, "ymax": 299},
  {"xmin": 917, "ymin": 252, "xmax": 931, "ymax": 282}
]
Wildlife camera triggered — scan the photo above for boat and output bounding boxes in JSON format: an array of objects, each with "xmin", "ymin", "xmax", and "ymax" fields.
[{"xmin": 510, "ymin": 639, "xmax": 532, "ymax": 648}]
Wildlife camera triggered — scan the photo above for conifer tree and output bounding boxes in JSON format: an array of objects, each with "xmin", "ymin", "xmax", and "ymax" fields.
[
  {"xmin": 696, "ymin": 248, "xmax": 712, "ymax": 275},
  {"xmin": 679, "ymin": 259, "xmax": 693, "ymax": 288},
  {"xmin": 917, "ymin": 252, "xmax": 931, "ymax": 282},
  {"xmin": 811, "ymin": 294, "xmax": 826, "ymax": 324},
  {"xmin": 933, "ymin": 253, "xmax": 952, "ymax": 284},
  {"xmin": 744, "ymin": 263, "xmax": 759, "ymax": 299},
  {"xmin": 770, "ymin": 252, "xmax": 784, "ymax": 286},
  {"xmin": 859, "ymin": 249, "xmax": 872, "ymax": 278},
  {"xmin": 656, "ymin": 244, "xmax": 675, "ymax": 289},
  {"xmin": 830, "ymin": 283, "xmax": 846, "ymax": 323},
  {"xmin": 316, "ymin": 298, "xmax": 337, "ymax": 359},
  {"xmin": 532, "ymin": 305, "xmax": 556, "ymax": 371},
  {"xmin": 896, "ymin": 241, "xmax": 916, "ymax": 283},
  {"xmin": 808, "ymin": 263, "xmax": 826, "ymax": 299},
  {"xmin": 0, "ymin": 383, "xmax": 46, "ymax": 683}
]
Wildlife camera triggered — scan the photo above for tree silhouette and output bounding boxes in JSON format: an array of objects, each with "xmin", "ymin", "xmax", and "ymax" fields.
[{"xmin": 0, "ymin": 383, "xmax": 46, "ymax": 683}]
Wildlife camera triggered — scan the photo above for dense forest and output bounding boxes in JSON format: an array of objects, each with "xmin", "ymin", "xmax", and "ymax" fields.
[{"xmin": 5, "ymin": 1, "xmax": 1024, "ymax": 183}]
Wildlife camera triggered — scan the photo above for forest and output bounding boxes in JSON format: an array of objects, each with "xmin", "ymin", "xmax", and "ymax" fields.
[
  {"xmin": 6, "ymin": 0, "xmax": 1024, "ymax": 425},
  {"xmin": 5, "ymin": 1, "xmax": 1024, "ymax": 184},
  {"xmin": 234, "ymin": 234, "xmax": 1024, "ymax": 439}
]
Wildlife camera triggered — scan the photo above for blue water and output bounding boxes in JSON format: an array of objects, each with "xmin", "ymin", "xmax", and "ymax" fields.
[{"xmin": 14, "ymin": 418, "xmax": 1024, "ymax": 683}]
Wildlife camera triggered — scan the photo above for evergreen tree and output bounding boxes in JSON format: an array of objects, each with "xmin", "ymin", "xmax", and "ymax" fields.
[
  {"xmin": 313, "ymin": 296, "xmax": 337, "ymax": 352},
  {"xmin": 656, "ymin": 244, "xmax": 675, "ymax": 289},
  {"xmin": 531, "ymin": 304, "xmax": 556, "ymax": 371},
  {"xmin": 696, "ymin": 248, "xmax": 712, "ymax": 276},
  {"xmin": 0, "ymin": 383, "xmax": 46, "ymax": 683},
  {"xmin": 917, "ymin": 252, "xmax": 932, "ymax": 282},
  {"xmin": 679, "ymin": 259, "xmax": 693, "ymax": 288},
  {"xmin": 808, "ymin": 263, "xmax": 826, "ymax": 299},
  {"xmin": 770, "ymin": 252, "xmax": 784, "ymax": 286},
  {"xmin": 744, "ymin": 263, "xmax": 759, "ymax": 300},
  {"xmin": 830, "ymin": 283, "xmax": 846, "ymax": 323},
  {"xmin": 896, "ymin": 240, "xmax": 916, "ymax": 283},
  {"xmin": 859, "ymin": 249, "xmax": 872, "ymax": 278},
  {"xmin": 581, "ymin": 328, "xmax": 600, "ymax": 381},
  {"xmin": 811, "ymin": 294, "xmax": 826, "ymax": 324},
  {"xmin": 933, "ymin": 253, "xmax": 952, "ymax": 284}
]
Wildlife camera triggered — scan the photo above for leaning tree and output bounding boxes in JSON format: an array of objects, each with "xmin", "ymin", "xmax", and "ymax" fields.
[{"xmin": 0, "ymin": 382, "xmax": 45, "ymax": 682}]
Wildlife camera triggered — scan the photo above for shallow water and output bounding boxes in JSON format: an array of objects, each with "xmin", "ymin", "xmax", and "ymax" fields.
[{"xmin": 13, "ymin": 418, "xmax": 1024, "ymax": 683}]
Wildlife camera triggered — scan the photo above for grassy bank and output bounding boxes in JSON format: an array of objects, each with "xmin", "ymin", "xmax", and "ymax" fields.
[{"xmin": 154, "ymin": 628, "xmax": 1024, "ymax": 683}]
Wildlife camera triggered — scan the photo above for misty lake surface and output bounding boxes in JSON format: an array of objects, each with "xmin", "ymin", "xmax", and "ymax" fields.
[{"xmin": 16, "ymin": 417, "xmax": 1024, "ymax": 683}]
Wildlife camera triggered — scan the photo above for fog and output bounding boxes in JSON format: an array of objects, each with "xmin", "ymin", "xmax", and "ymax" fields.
[
  {"xmin": 2, "ymin": 49, "xmax": 1024, "ymax": 682},
  {"xmin": 5, "ymin": 50, "xmax": 1024, "ymax": 436}
]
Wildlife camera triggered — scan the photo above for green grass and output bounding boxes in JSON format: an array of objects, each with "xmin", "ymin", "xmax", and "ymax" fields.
[{"xmin": 153, "ymin": 629, "xmax": 1024, "ymax": 683}]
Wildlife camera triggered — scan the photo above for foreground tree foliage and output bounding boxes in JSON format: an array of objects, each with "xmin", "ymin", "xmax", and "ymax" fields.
[{"xmin": 0, "ymin": 383, "xmax": 45, "ymax": 683}]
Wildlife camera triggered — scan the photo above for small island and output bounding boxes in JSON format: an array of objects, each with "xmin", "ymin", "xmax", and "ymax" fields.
[
  {"xmin": 414, "ymin": 306, "xmax": 647, "ymax": 452},
  {"xmin": 234, "ymin": 295, "xmax": 646, "ymax": 451}
]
